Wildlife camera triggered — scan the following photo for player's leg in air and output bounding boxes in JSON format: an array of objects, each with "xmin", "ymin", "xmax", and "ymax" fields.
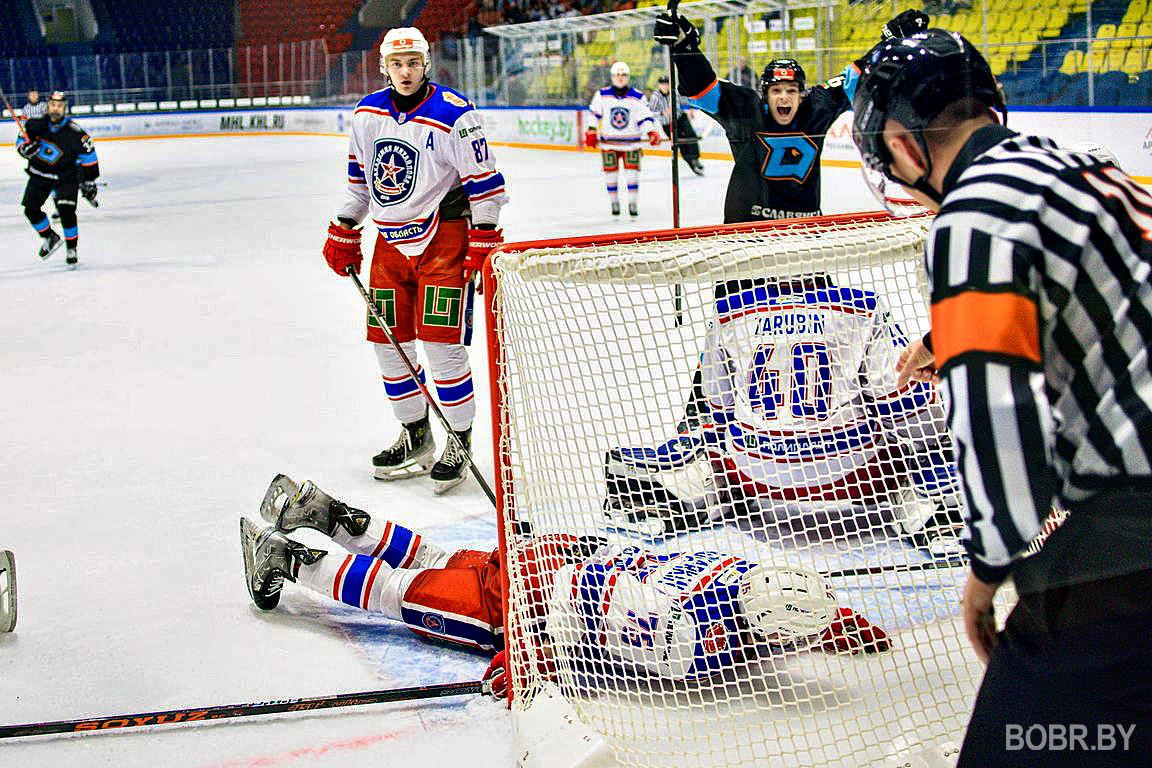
[
  {"xmin": 622, "ymin": 149, "xmax": 641, "ymax": 216},
  {"xmin": 602, "ymin": 149, "xmax": 622, "ymax": 216},
  {"xmin": 22, "ymin": 176, "xmax": 63, "ymax": 260},
  {"xmin": 242, "ymin": 474, "xmax": 503, "ymax": 650}
]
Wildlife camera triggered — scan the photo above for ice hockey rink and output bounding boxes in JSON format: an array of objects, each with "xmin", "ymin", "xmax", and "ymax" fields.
[{"xmin": 0, "ymin": 133, "xmax": 882, "ymax": 767}]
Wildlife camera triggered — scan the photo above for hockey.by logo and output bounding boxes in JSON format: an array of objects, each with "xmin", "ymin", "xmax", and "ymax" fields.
[
  {"xmin": 609, "ymin": 106, "xmax": 630, "ymax": 130},
  {"xmin": 422, "ymin": 286, "xmax": 462, "ymax": 328},
  {"xmin": 756, "ymin": 133, "xmax": 818, "ymax": 183},
  {"xmin": 370, "ymin": 138, "xmax": 419, "ymax": 207},
  {"xmin": 368, "ymin": 288, "xmax": 397, "ymax": 328}
]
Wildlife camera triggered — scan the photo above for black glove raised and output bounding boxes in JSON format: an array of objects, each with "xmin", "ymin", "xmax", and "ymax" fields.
[
  {"xmin": 80, "ymin": 180, "xmax": 99, "ymax": 207},
  {"xmin": 16, "ymin": 139, "xmax": 39, "ymax": 160},
  {"xmin": 881, "ymin": 9, "xmax": 929, "ymax": 40},
  {"xmin": 653, "ymin": 12, "xmax": 700, "ymax": 50}
]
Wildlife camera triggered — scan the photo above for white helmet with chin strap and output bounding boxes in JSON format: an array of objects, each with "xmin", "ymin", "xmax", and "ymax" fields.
[
  {"xmin": 379, "ymin": 27, "xmax": 432, "ymax": 80},
  {"xmin": 738, "ymin": 565, "xmax": 837, "ymax": 645}
]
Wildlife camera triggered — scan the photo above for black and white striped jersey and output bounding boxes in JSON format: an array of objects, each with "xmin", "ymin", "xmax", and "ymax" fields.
[{"xmin": 927, "ymin": 124, "xmax": 1152, "ymax": 583}]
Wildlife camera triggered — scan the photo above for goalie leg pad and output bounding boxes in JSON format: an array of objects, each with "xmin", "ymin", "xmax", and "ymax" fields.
[{"xmin": 603, "ymin": 431, "xmax": 712, "ymax": 534}]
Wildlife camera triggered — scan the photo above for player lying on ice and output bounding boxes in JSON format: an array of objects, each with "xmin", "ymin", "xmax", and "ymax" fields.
[
  {"xmin": 241, "ymin": 475, "xmax": 891, "ymax": 695},
  {"xmin": 604, "ymin": 272, "xmax": 965, "ymax": 554}
]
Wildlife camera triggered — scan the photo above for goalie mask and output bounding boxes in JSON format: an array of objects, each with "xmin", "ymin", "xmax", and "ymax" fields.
[
  {"xmin": 379, "ymin": 27, "xmax": 431, "ymax": 84},
  {"xmin": 738, "ymin": 565, "xmax": 836, "ymax": 644}
]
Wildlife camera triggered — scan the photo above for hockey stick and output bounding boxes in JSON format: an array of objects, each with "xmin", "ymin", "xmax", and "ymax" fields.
[
  {"xmin": 823, "ymin": 557, "xmax": 966, "ymax": 581},
  {"xmin": 667, "ymin": 0, "xmax": 684, "ymax": 327},
  {"xmin": 0, "ymin": 550, "xmax": 16, "ymax": 633},
  {"xmin": 0, "ymin": 680, "xmax": 486, "ymax": 740},
  {"xmin": 0, "ymin": 86, "xmax": 31, "ymax": 143},
  {"xmin": 346, "ymin": 267, "xmax": 498, "ymax": 508}
]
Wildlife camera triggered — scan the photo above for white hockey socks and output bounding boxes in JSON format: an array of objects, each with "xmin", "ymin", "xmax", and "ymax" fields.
[
  {"xmin": 622, "ymin": 167, "xmax": 639, "ymax": 203},
  {"xmin": 375, "ymin": 341, "xmax": 428, "ymax": 425},
  {"xmin": 296, "ymin": 551, "xmax": 418, "ymax": 619},
  {"xmin": 424, "ymin": 342, "xmax": 475, "ymax": 432},
  {"xmin": 329, "ymin": 516, "xmax": 451, "ymax": 570}
]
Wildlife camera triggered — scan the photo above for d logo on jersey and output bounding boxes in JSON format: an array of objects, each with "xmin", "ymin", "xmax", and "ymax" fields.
[
  {"xmin": 370, "ymin": 138, "xmax": 419, "ymax": 207},
  {"xmin": 755, "ymin": 134, "xmax": 818, "ymax": 183},
  {"xmin": 35, "ymin": 140, "xmax": 63, "ymax": 165},
  {"xmin": 609, "ymin": 106, "xmax": 630, "ymax": 130}
]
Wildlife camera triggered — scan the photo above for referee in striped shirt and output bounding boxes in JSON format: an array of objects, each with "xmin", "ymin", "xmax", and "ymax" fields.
[{"xmin": 854, "ymin": 29, "xmax": 1152, "ymax": 766}]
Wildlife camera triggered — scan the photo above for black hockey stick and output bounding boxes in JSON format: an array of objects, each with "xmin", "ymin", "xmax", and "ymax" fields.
[
  {"xmin": 823, "ymin": 556, "xmax": 966, "ymax": 581},
  {"xmin": 667, "ymin": 0, "xmax": 684, "ymax": 327},
  {"xmin": 346, "ymin": 267, "xmax": 498, "ymax": 508},
  {"xmin": 0, "ymin": 680, "xmax": 486, "ymax": 740}
]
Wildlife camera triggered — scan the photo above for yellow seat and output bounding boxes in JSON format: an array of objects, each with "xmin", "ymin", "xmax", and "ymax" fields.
[
  {"xmin": 1059, "ymin": 49, "xmax": 1084, "ymax": 74},
  {"xmin": 1122, "ymin": 48, "xmax": 1147, "ymax": 74}
]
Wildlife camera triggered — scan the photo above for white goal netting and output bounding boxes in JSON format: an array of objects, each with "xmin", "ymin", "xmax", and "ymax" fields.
[{"xmin": 486, "ymin": 213, "xmax": 1005, "ymax": 768}]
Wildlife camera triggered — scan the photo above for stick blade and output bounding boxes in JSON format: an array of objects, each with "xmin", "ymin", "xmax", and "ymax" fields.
[{"xmin": 0, "ymin": 550, "xmax": 16, "ymax": 633}]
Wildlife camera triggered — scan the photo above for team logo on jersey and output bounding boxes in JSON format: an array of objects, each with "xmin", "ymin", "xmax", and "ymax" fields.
[
  {"xmin": 422, "ymin": 285, "xmax": 462, "ymax": 328},
  {"xmin": 609, "ymin": 106, "xmax": 630, "ymax": 130},
  {"xmin": 755, "ymin": 133, "xmax": 818, "ymax": 183},
  {"xmin": 368, "ymin": 288, "xmax": 397, "ymax": 329},
  {"xmin": 421, "ymin": 613, "xmax": 446, "ymax": 632},
  {"xmin": 34, "ymin": 140, "xmax": 63, "ymax": 165},
  {"xmin": 370, "ymin": 138, "xmax": 419, "ymax": 207}
]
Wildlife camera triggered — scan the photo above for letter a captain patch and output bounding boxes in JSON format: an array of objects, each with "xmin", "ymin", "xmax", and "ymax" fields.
[
  {"xmin": 422, "ymin": 286, "xmax": 462, "ymax": 328},
  {"xmin": 369, "ymin": 288, "xmax": 397, "ymax": 328}
]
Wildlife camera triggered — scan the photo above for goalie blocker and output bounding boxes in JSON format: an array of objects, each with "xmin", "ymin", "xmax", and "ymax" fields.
[{"xmin": 0, "ymin": 550, "xmax": 16, "ymax": 633}]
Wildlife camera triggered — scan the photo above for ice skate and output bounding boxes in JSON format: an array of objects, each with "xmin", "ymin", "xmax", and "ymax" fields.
[
  {"xmin": 628, "ymin": 201, "xmax": 639, "ymax": 217},
  {"xmin": 430, "ymin": 428, "xmax": 471, "ymax": 495},
  {"xmin": 240, "ymin": 518, "xmax": 326, "ymax": 611},
  {"xmin": 611, "ymin": 200, "xmax": 621, "ymax": 216},
  {"xmin": 65, "ymin": 247, "xmax": 78, "ymax": 268},
  {"xmin": 38, "ymin": 230, "xmax": 62, "ymax": 260},
  {"xmin": 688, "ymin": 159, "xmax": 705, "ymax": 176},
  {"xmin": 373, "ymin": 416, "xmax": 435, "ymax": 481},
  {"xmin": 260, "ymin": 473, "xmax": 370, "ymax": 536}
]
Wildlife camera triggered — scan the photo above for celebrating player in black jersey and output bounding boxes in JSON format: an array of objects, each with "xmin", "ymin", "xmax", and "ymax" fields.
[
  {"xmin": 654, "ymin": 9, "xmax": 928, "ymax": 223},
  {"xmin": 15, "ymin": 91, "xmax": 100, "ymax": 267}
]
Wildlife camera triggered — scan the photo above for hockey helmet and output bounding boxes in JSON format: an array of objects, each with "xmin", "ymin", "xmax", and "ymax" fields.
[
  {"xmin": 759, "ymin": 58, "xmax": 806, "ymax": 96},
  {"xmin": 46, "ymin": 90, "xmax": 68, "ymax": 121},
  {"xmin": 379, "ymin": 27, "xmax": 431, "ymax": 76},
  {"xmin": 852, "ymin": 29, "xmax": 1004, "ymax": 202},
  {"xmin": 738, "ymin": 565, "xmax": 836, "ymax": 644},
  {"xmin": 610, "ymin": 61, "xmax": 631, "ymax": 77}
]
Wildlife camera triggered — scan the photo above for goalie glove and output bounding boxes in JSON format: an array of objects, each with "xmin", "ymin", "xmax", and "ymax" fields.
[
  {"xmin": 482, "ymin": 649, "xmax": 508, "ymax": 700},
  {"xmin": 648, "ymin": 130, "xmax": 661, "ymax": 147},
  {"xmin": 881, "ymin": 9, "xmax": 929, "ymax": 40},
  {"xmin": 584, "ymin": 127, "xmax": 598, "ymax": 149},
  {"xmin": 80, "ymin": 180, "xmax": 99, "ymax": 207},
  {"xmin": 16, "ymin": 139, "xmax": 39, "ymax": 160},
  {"xmin": 464, "ymin": 225, "xmax": 503, "ymax": 290},
  {"xmin": 323, "ymin": 219, "xmax": 363, "ymax": 276},
  {"xmin": 653, "ymin": 12, "xmax": 700, "ymax": 50}
]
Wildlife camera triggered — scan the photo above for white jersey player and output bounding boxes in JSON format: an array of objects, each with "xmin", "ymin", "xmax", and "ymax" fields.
[
  {"xmin": 322, "ymin": 27, "xmax": 508, "ymax": 494},
  {"xmin": 606, "ymin": 274, "xmax": 964, "ymax": 552},
  {"xmin": 584, "ymin": 62, "xmax": 660, "ymax": 217}
]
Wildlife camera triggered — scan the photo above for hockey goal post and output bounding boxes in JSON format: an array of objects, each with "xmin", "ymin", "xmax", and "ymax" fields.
[{"xmin": 483, "ymin": 212, "xmax": 1002, "ymax": 768}]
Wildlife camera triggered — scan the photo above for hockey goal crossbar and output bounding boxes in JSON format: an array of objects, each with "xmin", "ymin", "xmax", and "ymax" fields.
[{"xmin": 0, "ymin": 680, "xmax": 486, "ymax": 740}]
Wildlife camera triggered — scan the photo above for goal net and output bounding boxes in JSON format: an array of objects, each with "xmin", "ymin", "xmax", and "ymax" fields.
[{"xmin": 485, "ymin": 212, "xmax": 1002, "ymax": 768}]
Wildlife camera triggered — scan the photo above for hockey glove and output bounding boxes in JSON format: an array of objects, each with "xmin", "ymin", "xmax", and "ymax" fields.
[
  {"xmin": 464, "ymin": 226, "xmax": 503, "ymax": 290},
  {"xmin": 323, "ymin": 220, "xmax": 363, "ymax": 276},
  {"xmin": 80, "ymin": 181, "xmax": 99, "ymax": 208},
  {"xmin": 881, "ymin": 9, "xmax": 929, "ymax": 40},
  {"xmin": 818, "ymin": 607, "xmax": 891, "ymax": 654},
  {"xmin": 653, "ymin": 12, "xmax": 700, "ymax": 50},
  {"xmin": 16, "ymin": 139, "xmax": 39, "ymax": 160},
  {"xmin": 648, "ymin": 130, "xmax": 662, "ymax": 147},
  {"xmin": 482, "ymin": 650, "xmax": 508, "ymax": 700},
  {"xmin": 584, "ymin": 127, "xmax": 598, "ymax": 149}
]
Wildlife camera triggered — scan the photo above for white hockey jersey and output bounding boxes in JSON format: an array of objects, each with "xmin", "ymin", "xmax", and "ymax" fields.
[
  {"xmin": 702, "ymin": 276, "xmax": 956, "ymax": 502},
  {"xmin": 588, "ymin": 87, "xmax": 657, "ymax": 149},
  {"xmin": 338, "ymin": 83, "xmax": 508, "ymax": 257},
  {"xmin": 545, "ymin": 546, "xmax": 757, "ymax": 680}
]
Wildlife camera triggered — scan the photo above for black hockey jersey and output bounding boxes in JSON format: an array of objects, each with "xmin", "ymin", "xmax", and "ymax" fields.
[
  {"xmin": 676, "ymin": 52, "xmax": 852, "ymax": 223},
  {"xmin": 17, "ymin": 117, "xmax": 100, "ymax": 184}
]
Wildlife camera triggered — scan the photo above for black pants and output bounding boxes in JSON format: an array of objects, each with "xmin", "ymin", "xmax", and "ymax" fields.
[
  {"xmin": 23, "ymin": 175, "xmax": 79, "ymax": 248},
  {"xmin": 669, "ymin": 113, "xmax": 700, "ymax": 163},
  {"xmin": 958, "ymin": 569, "xmax": 1152, "ymax": 767}
]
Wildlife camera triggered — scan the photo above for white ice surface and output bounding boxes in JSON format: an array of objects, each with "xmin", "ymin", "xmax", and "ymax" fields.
[{"xmin": 0, "ymin": 135, "xmax": 875, "ymax": 767}]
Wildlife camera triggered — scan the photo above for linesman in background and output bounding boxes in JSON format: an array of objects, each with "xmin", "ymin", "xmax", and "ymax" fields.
[
  {"xmin": 15, "ymin": 91, "xmax": 99, "ymax": 267},
  {"xmin": 854, "ymin": 29, "xmax": 1152, "ymax": 766},
  {"xmin": 21, "ymin": 88, "xmax": 47, "ymax": 120},
  {"xmin": 646, "ymin": 75, "xmax": 704, "ymax": 176}
]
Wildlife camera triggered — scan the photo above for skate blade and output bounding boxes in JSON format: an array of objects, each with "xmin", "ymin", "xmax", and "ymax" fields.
[
  {"xmin": 433, "ymin": 475, "xmax": 467, "ymax": 495},
  {"xmin": 373, "ymin": 463, "xmax": 433, "ymax": 481}
]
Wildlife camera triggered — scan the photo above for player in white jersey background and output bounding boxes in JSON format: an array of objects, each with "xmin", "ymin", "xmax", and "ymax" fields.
[
  {"xmin": 241, "ymin": 475, "xmax": 890, "ymax": 696},
  {"xmin": 322, "ymin": 27, "xmax": 508, "ymax": 494},
  {"xmin": 585, "ymin": 62, "xmax": 660, "ymax": 217}
]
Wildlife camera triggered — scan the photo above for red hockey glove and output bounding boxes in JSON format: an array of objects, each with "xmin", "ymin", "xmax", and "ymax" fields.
[
  {"xmin": 483, "ymin": 650, "xmax": 509, "ymax": 700},
  {"xmin": 648, "ymin": 130, "xmax": 661, "ymax": 147},
  {"xmin": 584, "ymin": 128, "xmax": 598, "ymax": 149},
  {"xmin": 323, "ymin": 221, "xmax": 362, "ymax": 276},
  {"xmin": 819, "ymin": 607, "xmax": 891, "ymax": 654},
  {"xmin": 464, "ymin": 226, "xmax": 503, "ymax": 290}
]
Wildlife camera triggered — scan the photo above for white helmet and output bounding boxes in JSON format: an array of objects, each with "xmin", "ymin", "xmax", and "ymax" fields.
[
  {"xmin": 738, "ymin": 566, "xmax": 836, "ymax": 644},
  {"xmin": 1069, "ymin": 140, "xmax": 1122, "ymax": 169},
  {"xmin": 379, "ymin": 27, "xmax": 431, "ymax": 76},
  {"xmin": 610, "ymin": 61, "xmax": 630, "ymax": 77}
]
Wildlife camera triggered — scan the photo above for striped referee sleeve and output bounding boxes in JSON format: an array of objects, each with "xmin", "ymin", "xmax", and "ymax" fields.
[{"xmin": 929, "ymin": 222, "xmax": 1060, "ymax": 582}]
